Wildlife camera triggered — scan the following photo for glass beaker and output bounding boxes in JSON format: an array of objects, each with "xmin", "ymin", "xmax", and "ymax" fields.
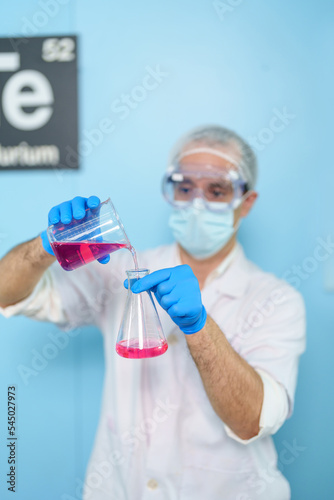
[
  {"xmin": 116, "ymin": 269, "xmax": 168, "ymax": 359},
  {"xmin": 47, "ymin": 198, "xmax": 131, "ymax": 271}
]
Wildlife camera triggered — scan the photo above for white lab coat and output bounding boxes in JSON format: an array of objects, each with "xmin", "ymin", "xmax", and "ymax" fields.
[{"xmin": 0, "ymin": 243, "xmax": 306, "ymax": 500}]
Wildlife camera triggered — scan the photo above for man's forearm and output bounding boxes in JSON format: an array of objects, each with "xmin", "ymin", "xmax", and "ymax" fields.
[
  {"xmin": 0, "ymin": 236, "xmax": 55, "ymax": 307},
  {"xmin": 185, "ymin": 314, "xmax": 263, "ymax": 440}
]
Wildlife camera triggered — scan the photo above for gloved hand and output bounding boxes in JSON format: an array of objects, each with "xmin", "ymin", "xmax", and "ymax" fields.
[
  {"xmin": 125, "ymin": 265, "xmax": 207, "ymax": 334},
  {"xmin": 40, "ymin": 195, "xmax": 110, "ymax": 264}
]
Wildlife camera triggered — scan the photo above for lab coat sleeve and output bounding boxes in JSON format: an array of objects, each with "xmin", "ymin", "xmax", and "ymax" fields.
[
  {"xmin": 0, "ymin": 258, "xmax": 112, "ymax": 330},
  {"xmin": 223, "ymin": 368, "xmax": 289, "ymax": 444},
  {"xmin": 225, "ymin": 279, "xmax": 306, "ymax": 444}
]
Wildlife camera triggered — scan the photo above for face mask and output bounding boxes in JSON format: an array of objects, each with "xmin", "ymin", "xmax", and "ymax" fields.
[{"xmin": 168, "ymin": 204, "xmax": 237, "ymax": 260}]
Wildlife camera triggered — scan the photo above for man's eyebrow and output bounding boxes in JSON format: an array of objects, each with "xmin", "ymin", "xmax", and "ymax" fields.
[
  {"xmin": 174, "ymin": 177, "xmax": 195, "ymax": 185},
  {"xmin": 207, "ymin": 181, "xmax": 231, "ymax": 189}
]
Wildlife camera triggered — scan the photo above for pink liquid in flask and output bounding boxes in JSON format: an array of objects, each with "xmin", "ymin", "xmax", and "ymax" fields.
[
  {"xmin": 51, "ymin": 241, "xmax": 128, "ymax": 271},
  {"xmin": 116, "ymin": 338, "xmax": 168, "ymax": 359}
]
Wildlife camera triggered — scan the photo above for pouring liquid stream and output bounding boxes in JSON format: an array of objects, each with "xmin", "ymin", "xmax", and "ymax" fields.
[{"xmin": 128, "ymin": 245, "xmax": 145, "ymax": 351}]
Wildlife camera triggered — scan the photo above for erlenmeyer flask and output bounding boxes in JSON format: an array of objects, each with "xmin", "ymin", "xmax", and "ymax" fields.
[{"xmin": 116, "ymin": 269, "xmax": 168, "ymax": 359}]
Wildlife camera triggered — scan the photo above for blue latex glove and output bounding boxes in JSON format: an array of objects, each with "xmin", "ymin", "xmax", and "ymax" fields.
[
  {"xmin": 40, "ymin": 195, "xmax": 110, "ymax": 264},
  {"xmin": 125, "ymin": 265, "xmax": 207, "ymax": 334}
]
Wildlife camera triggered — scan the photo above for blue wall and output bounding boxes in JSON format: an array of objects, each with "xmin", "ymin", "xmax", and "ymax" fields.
[{"xmin": 0, "ymin": 1, "xmax": 333, "ymax": 498}]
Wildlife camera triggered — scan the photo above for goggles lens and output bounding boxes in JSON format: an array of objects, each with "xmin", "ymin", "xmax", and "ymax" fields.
[{"xmin": 163, "ymin": 170, "xmax": 247, "ymax": 212}]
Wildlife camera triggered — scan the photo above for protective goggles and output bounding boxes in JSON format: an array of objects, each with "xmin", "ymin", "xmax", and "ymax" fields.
[{"xmin": 162, "ymin": 153, "xmax": 248, "ymax": 213}]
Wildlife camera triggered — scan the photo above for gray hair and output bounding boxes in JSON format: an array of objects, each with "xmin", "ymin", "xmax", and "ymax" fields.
[{"xmin": 168, "ymin": 125, "xmax": 258, "ymax": 190}]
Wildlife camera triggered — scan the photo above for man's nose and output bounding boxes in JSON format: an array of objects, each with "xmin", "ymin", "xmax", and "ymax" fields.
[{"xmin": 192, "ymin": 196, "xmax": 206, "ymax": 210}]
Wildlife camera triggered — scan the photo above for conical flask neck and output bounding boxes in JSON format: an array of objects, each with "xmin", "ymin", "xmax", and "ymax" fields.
[{"xmin": 126, "ymin": 268, "xmax": 149, "ymax": 289}]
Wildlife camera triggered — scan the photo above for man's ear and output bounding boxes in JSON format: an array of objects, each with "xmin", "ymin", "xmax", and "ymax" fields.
[{"xmin": 240, "ymin": 191, "xmax": 258, "ymax": 218}]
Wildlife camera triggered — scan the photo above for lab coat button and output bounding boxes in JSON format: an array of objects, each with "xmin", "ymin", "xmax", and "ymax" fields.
[
  {"xmin": 167, "ymin": 333, "xmax": 178, "ymax": 345},
  {"xmin": 147, "ymin": 478, "xmax": 158, "ymax": 490}
]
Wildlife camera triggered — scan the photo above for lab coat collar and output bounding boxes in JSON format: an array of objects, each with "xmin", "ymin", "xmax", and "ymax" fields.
[
  {"xmin": 209, "ymin": 243, "xmax": 251, "ymax": 298},
  {"xmin": 172, "ymin": 241, "xmax": 251, "ymax": 300}
]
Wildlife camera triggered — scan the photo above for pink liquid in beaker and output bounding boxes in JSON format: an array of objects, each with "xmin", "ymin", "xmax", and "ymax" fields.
[
  {"xmin": 52, "ymin": 241, "xmax": 128, "ymax": 271},
  {"xmin": 115, "ymin": 338, "xmax": 168, "ymax": 359}
]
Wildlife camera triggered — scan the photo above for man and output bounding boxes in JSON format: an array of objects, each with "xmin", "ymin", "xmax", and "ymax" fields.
[{"xmin": 0, "ymin": 126, "xmax": 306, "ymax": 499}]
